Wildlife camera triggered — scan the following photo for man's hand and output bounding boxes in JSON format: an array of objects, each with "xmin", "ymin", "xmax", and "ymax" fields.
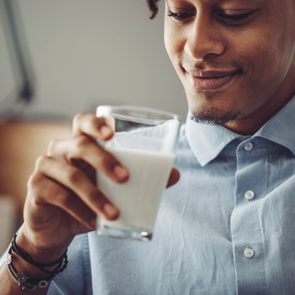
[{"xmin": 17, "ymin": 112, "xmax": 180, "ymax": 262}]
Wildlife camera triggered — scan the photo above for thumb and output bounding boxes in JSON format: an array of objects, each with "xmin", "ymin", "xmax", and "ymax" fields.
[{"xmin": 166, "ymin": 168, "xmax": 180, "ymax": 188}]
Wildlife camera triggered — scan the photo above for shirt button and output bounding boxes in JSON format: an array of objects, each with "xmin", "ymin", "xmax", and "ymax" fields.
[
  {"xmin": 244, "ymin": 247, "xmax": 255, "ymax": 259},
  {"xmin": 244, "ymin": 190, "xmax": 255, "ymax": 201},
  {"xmin": 244, "ymin": 142, "xmax": 254, "ymax": 151}
]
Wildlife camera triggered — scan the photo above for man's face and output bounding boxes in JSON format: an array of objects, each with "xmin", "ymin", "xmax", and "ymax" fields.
[{"xmin": 164, "ymin": 0, "xmax": 295, "ymax": 134}]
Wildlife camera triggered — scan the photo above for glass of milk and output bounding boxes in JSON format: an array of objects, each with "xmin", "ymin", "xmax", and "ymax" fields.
[{"xmin": 96, "ymin": 105, "xmax": 181, "ymax": 241}]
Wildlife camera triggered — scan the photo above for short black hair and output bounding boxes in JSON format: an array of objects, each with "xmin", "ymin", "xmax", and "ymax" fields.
[{"xmin": 146, "ymin": 0, "xmax": 161, "ymax": 19}]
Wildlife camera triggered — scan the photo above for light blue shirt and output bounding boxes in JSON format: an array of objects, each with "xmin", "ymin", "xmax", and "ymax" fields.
[{"xmin": 3, "ymin": 96, "xmax": 295, "ymax": 294}]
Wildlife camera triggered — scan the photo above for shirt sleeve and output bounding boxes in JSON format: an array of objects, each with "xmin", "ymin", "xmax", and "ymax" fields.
[{"xmin": 48, "ymin": 233, "xmax": 92, "ymax": 295}]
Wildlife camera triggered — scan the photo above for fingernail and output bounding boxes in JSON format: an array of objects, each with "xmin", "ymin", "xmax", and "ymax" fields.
[
  {"xmin": 114, "ymin": 165, "xmax": 129, "ymax": 180},
  {"xmin": 100, "ymin": 125, "xmax": 112, "ymax": 138},
  {"xmin": 104, "ymin": 204, "xmax": 119, "ymax": 219}
]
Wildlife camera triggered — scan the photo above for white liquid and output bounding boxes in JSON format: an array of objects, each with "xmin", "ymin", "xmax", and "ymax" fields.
[{"xmin": 97, "ymin": 147, "xmax": 174, "ymax": 233}]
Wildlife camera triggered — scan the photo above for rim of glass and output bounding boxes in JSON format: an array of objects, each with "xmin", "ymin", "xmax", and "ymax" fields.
[{"xmin": 96, "ymin": 105, "xmax": 182, "ymax": 125}]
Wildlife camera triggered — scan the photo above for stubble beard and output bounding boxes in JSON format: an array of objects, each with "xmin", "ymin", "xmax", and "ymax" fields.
[{"xmin": 188, "ymin": 92, "xmax": 241, "ymax": 125}]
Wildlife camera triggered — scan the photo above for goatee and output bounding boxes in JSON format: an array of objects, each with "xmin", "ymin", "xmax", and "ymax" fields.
[{"xmin": 190, "ymin": 107, "xmax": 240, "ymax": 125}]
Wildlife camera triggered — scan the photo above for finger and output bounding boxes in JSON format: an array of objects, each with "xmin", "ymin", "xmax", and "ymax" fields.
[
  {"xmin": 72, "ymin": 112, "xmax": 114, "ymax": 141},
  {"xmin": 35, "ymin": 155, "xmax": 120, "ymax": 220},
  {"xmin": 166, "ymin": 168, "xmax": 180, "ymax": 188},
  {"xmin": 70, "ymin": 159, "xmax": 97, "ymax": 184},
  {"xmin": 47, "ymin": 136, "xmax": 129, "ymax": 183},
  {"xmin": 28, "ymin": 172, "xmax": 97, "ymax": 231}
]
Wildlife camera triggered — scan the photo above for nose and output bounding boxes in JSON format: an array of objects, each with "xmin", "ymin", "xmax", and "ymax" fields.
[{"xmin": 184, "ymin": 13, "xmax": 225, "ymax": 61}]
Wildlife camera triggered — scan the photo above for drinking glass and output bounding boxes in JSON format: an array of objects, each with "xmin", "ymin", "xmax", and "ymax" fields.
[{"xmin": 96, "ymin": 105, "xmax": 181, "ymax": 241}]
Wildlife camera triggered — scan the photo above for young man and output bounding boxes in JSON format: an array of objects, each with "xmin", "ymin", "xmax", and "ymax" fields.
[{"xmin": 1, "ymin": 0, "xmax": 295, "ymax": 294}]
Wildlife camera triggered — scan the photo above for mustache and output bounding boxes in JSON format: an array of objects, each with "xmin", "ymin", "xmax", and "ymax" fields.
[{"xmin": 181, "ymin": 59, "xmax": 243, "ymax": 73}]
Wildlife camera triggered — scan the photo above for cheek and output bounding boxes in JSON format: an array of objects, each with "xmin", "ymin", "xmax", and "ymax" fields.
[
  {"xmin": 258, "ymin": 54, "xmax": 289, "ymax": 99},
  {"xmin": 164, "ymin": 22, "xmax": 184, "ymax": 69},
  {"xmin": 164, "ymin": 35, "xmax": 176, "ymax": 66},
  {"xmin": 229, "ymin": 34, "xmax": 280, "ymax": 98},
  {"xmin": 235, "ymin": 23, "xmax": 292, "ymax": 88}
]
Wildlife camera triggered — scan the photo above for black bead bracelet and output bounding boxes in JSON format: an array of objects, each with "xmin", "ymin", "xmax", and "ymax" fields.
[
  {"xmin": 4, "ymin": 234, "xmax": 68, "ymax": 291},
  {"xmin": 11, "ymin": 234, "xmax": 68, "ymax": 275}
]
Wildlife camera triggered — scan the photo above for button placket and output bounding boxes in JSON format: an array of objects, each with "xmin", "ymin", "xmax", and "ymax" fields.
[{"xmin": 232, "ymin": 138, "xmax": 269, "ymax": 293}]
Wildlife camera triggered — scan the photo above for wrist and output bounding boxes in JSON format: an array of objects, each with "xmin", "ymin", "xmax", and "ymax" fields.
[
  {"xmin": 17, "ymin": 226, "xmax": 71, "ymax": 264},
  {"xmin": 3, "ymin": 233, "xmax": 68, "ymax": 292}
]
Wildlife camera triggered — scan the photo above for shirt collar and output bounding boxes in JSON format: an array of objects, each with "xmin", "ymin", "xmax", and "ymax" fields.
[
  {"xmin": 185, "ymin": 94, "xmax": 295, "ymax": 167},
  {"xmin": 256, "ymin": 94, "xmax": 295, "ymax": 155},
  {"xmin": 185, "ymin": 114, "xmax": 241, "ymax": 167}
]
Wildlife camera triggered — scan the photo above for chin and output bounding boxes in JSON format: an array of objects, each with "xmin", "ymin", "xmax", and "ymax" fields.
[
  {"xmin": 191, "ymin": 110, "xmax": 239, "ymax": 125},
  {"xmin": 186, "ymin": 88, "xmax": 242, "ymax": 124},
  {"xmin": 188, "ymin": 98, "xmax": 240, "ymax": 126}
]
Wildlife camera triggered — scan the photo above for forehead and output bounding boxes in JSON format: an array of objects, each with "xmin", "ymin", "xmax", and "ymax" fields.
[
  {"xmin": 165, "ymin": 0, "xmax": 292, "ymax": 15},
  {"xmin": 165, "ymin": 0, "xmax": 295, "ymax": 26},
  {"xmin": 166, "ymin": 0, "xmax": 268, "ymax": 6}
]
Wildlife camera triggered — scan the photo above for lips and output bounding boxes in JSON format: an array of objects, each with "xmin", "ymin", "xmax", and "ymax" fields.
[{"xmin": 184, "ymin": 69, "xmax": 242, "ymax": 92}]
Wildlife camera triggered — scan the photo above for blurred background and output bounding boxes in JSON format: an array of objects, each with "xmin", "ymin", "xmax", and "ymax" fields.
[{"xmin": 0, "ymin": 0, "xmax": 186, "ymax": 252}]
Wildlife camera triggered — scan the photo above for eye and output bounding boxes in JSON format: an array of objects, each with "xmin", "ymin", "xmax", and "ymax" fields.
[
  {"xmin": 216, "ymin": 11, "xmax": 254, "ymax": 26},
  {"xmin": 167, "ymin": 10, "xmax": 195, "ymax": 22}
]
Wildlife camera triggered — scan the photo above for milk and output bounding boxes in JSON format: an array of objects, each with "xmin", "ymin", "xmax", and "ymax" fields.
[{"xmin": 97, "ymin": 147, "xmax": 174, "ymax": 233}]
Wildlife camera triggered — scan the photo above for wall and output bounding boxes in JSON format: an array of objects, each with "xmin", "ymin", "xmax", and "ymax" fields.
[{"xmin": 0, "ymin": 0, "xmax": 187, "ymax": 120}]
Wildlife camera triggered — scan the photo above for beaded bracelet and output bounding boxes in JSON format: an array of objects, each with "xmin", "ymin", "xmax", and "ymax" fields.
[
  {"xmin": 11, "ymin": 234, "xmax": 68, "ymax": 275},
  {"xmin": 6, "ymin": 250, "xmax": 52, "ymax": 291},
  {"xmin": 4, "ymin": 234, "xmax": 68, "ymax": 291}
]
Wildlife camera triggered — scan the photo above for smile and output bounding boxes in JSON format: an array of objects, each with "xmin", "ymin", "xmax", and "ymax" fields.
[{"xmin": 185, "ymin": 69, "xmax": 242, "ymax": 92}]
